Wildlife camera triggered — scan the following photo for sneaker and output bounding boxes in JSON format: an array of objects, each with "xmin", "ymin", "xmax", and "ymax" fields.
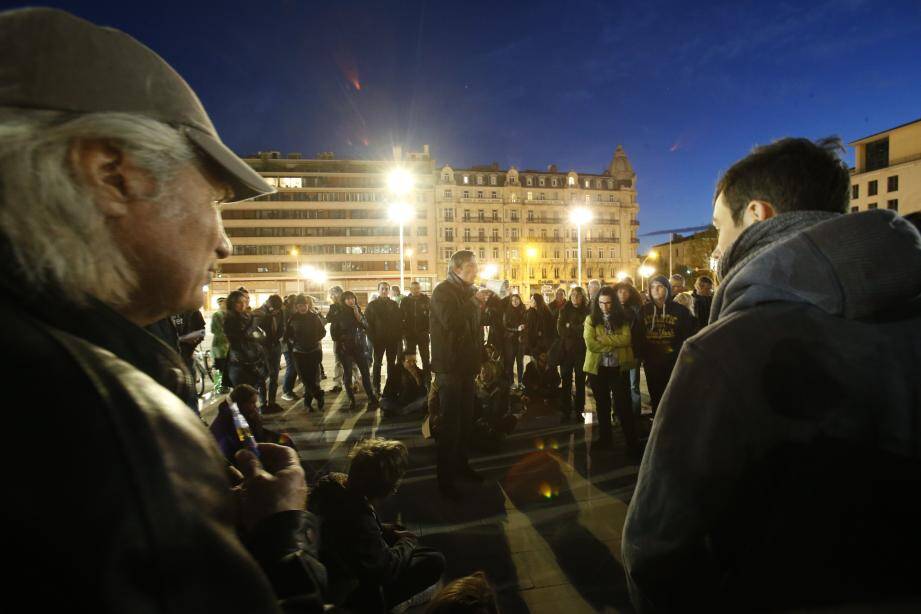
[{"xmin": 280, "ymin": 392, "xmax": 298, "ymax": 402}]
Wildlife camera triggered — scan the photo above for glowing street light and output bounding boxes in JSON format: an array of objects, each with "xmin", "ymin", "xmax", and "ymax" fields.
[
  {"xmin": 569, "ymin": 207, "xmax": 593, "ymax": 289},
  {"xmin": 615, "ymin": 271, "xmax": 628, "ymax": 282},
  {"xmin": 388, "ymin": 202, "xmax": 415, "ymax": 291},
  {"xmin": 298, "ymin": 264, "xmax": 327, "ymax": 286},
  {"xmin": 638, "ymin": 264, "xmax": 656, "ymax": 279},
  {"xmin": 525, "ymin": 245, "xmax": 538, "ymax": 259},
  {"xmin": 387, "ymin": 168, "xmax": 414, "ymax": 196},
  {"xmin": 481, "ymin": 263, "xmax": 499, "ymax": 280},
  {"xmin": 639, "ymin": 249, "xmax": 659, "ymax": 291}
]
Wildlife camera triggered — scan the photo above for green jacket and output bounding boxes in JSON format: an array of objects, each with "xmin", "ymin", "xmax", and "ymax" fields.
[
  {"xmin": 582, "ymin": 315, "xmax": 635, "ymax": 375},
  {"xmin": 209, "ymin": 310, "xmax": 229, "ymax": 359}
]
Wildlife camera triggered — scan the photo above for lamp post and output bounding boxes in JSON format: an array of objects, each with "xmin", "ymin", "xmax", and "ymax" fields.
[
  {"xmin": 639, "ymin": 249, "xmax": 658, "ymax": 291},
  {"xmin": 569, "ymin": 207, "xmax": 593, "ymax": 289},
  {"xmin": 290, "ymin": 247, "xmax": 301, "ymax": 292},
  {"xmin": 387, "ymin": 169, "xmax": 415, "ymax": 292}
]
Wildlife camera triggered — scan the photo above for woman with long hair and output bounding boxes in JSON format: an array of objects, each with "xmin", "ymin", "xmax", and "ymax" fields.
[
  {"xmin": 329, "ymin": 291, "xmax": 378, "ymax": 410},
  {"xmin": 524, "ymin": 293, "xmax": 554, "ymax": 360},
  {"xmin": 557, "ymin": 286, "xmax": 590, "ymax": 421},
  {"xmin": 502, "ymin": 294, "xmax": 527, "ymax": 387},
  {"xmin": 583, "ymin": 286, "xmax": 640, "ymax": 455},
  {"xmin": 284, "ymin": 294, "xmax": 327, "ymax": 411},
  {"xmin": 223, "ymin": 289, "xmax": 268, "ymax": 409}
]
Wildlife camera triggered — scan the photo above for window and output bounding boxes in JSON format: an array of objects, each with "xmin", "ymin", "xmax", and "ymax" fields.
[
  {"xmin": 477, "ymin": 175, "xmax": 484, "ymax": 185},
  {"xmin": 526, "ymin": 176, "xmax": 533, "ymax": 186},
  {"xmin": 511, "ymin": 267, "xmax": 519, "ymax": 279},
  {"xmin": 865, "ymin": 137, "xmax": 889, "ymax": 172},
  {"xmin": 490, "ymin": 175, "xmax": 497, "ymax": 185},
  {"xmin": 528, "ymin": 267, "xmax": 534, "ymax": 279},
  {"xmin": 478, "ymin": 228, "xmax": 485, "ymax": 241},
  {"xmin": 491, "ymin": 191, "xmax": 498, "ymax": 199},
  {"xmin": 463, "ymin": 190, "xmax": 469, "ymax": 199},
  {"xmin": 610, "ymin": 249, "xmax": 617, "ymax": 258},
  {"xmin": 417, "ymin": 260, "xmax": 428, "ymax": 271},
  {"xmin": 443, "ymin": 247, "xmax": 453, "ymax": 260},
  {"xmin": 493, "ymin": 247, "xmax": 499, "ymax": 259},
  {"xmin": 492, "ymin": 209, "xmax": 498, "ymax": 221},
  {"xmin": 888, "ymin": 176, "xmax": 899, "ymax": 192},
  {"xmin": 568, "ymin": 176, "xmax": 575, "ymax": 186},
  {"xmin": 444, "ymin": 189, "xmax": 452, "ymax": 199},
  {"xmin": 510, "ymin": 210, "xmax": 519, "ymax": 221},
  {"xmin": 868, "ymin": 180, "xmax": 878, "ymax": 196},
  {"xmin": 463, "ymin": 175, "xmax": 469, "ymax": 184},
  {"xmin": 478, "ymin": 209, "xmax": 485, "ymax": 221},
  {"xmin": 887, "ymin": 199, "xmax": 899, "ymax": 211},
  {"xmin": 586, "ymin": 268, "xmax": 593, "ymax": 278},
  {"xmin": 584, "ymin": 195, "xmax": 590, "ymax": 204},
  {"xmin": 584, "ymin": 179, "xmax": 591, "ymax": 188},
  {"xmin": 444, "ymin": 209, "xmax": 454, "ymax": 222},
  {"xmin": 464, "ymin": 228, "xmax": 471, "ymax": 241},
  {"xmin": 850, "ymin": 206, "xmax": 859, "ymax": 213},
  {"xmin": 419, "ymin": 243, "xmax": 428, "ymax": 254},
  {"xmin": 868, "ymin": 202, "xmax": 878, "ymax": 210},
  {"xmin": 511, "ymin": 229, "xmax": 519, "ymax": 240},
  {"xmin": 598, "ymin": 267, "xmax": 605, "ymax": 278},
  {"xmin": 527, "ymin": 210, "xmax": 534, "ymax": 222},
  {"xmin": 587, "ymin": 248, "xmax": 593, "ymax": 259},
  {"xmin": 539, "ymin": 192, "xmax": 546, "ymax": 201},
  {"xmin": 279, "ymin": 177, "xmax": 303, "ymax": 188},
  {"xmin": 527, "ymin": 191, "xmax": 533, "ymax": 201},
  {"xmin": 528, "ymin": 229, "xmax": 535, "ymax": 239},
  {"xmin": 477, "ymin": 191, "xmax": 484, "ymax": 199},
  {"xmin": 492, "ymin": 228, "xmax": 499, "ymax": 241},
  {"xmin": 479, "ymin": 248, "xmax": 485, "ymax": 259},
  {"xmin": 607, "ymin": 180, "xmax": 613, "ymax": 189},
  {"xmin": 417, "ymin": 226, "xmax": 427, "ymax": 236},
  {"xmin": 541, "ymin": 229, "xmax": 547, "ymax": 239},
  {"xmin": 851, "ymin": 185, "xmax": 859, "ymax": 199},
  {"xmin": 442, "ymin": 174, "xmax": 451, "ymax": 182},
  {"xmin": 539, "ymin": 177, "xmax": 545, "ymax": 186},
  {"xmin": 570, "ymin": 267, "xmax": 576, "ymax": 278},
  {"xmin": 511, "ymin": 248, "xmax": 519, "ymax": 259},
  {"xmin": 554, "ymin": 229, "xmax": 559, "ymax": 239}
]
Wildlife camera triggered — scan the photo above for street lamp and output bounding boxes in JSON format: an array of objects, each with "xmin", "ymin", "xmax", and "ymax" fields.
[
  {"xmin": 387, "ymin": 168, "xmax": 414, "ymax": 196},
  {"xmin": 615, "ymin": 270, "xmax": 628, "ymax": 282},
  {"xmin": 405, "ymin": 247, "xmax": 414, "ymax": 284},
  {"xmin": 481, "ymin": 263, "xmax": 498, "ymax": 280},
  {"xmin": 569, "ymin": 207, "xmax": 593, "ymax": 289},
  {"xmin": 388, "ymin": 202, "xmax": 414, "ymax": 291},
  {"xmin": 639, "ymin": 249, "xmax": 658, "ymax": 291}
]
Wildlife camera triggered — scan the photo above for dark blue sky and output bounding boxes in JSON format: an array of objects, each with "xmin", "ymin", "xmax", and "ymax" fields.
[{"xmin": 9, "ymin": 0, "xmax": 921, "ymax": 248}]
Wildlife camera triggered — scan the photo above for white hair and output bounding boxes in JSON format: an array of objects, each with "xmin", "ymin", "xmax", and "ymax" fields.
[{"xmin": 0, "ymin": 109, "xmax": 194, "ymax": 307}]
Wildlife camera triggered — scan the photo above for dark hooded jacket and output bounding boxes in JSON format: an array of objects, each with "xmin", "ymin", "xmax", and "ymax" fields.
[
  {"xmin": 430, "ymin": 271, "xmax": 481, "ymax": 376},
  {"xmin": 639, "ymin": 276, "xmax": 695, "ymax": 365},
  {"xmin": 623, "ymin": 210, "xmax": 921, "ymax": 613},
  {"xmin": 364, "ymin": 295, "xmax": 402, "ymax": 345},
  {"xmin": 308, "ymin": 473, "xmax": 417, "ymax": 605},
  {"xmin": 556, "ymin": 300, "xmax": 590, "ymax": 358}
]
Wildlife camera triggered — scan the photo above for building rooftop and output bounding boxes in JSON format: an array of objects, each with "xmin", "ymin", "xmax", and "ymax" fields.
[{"xmin": 849, "ymin": 116, "xmax": 921, "ymax": 146}]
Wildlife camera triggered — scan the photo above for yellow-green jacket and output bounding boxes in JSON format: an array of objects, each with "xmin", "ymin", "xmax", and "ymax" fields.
[{"xmin": 582, "ymin": 315, "xmax": 636, "ymax": 375}]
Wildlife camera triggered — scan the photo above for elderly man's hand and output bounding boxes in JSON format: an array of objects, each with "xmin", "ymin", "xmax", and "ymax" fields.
[{"xmin": 233, "ymin": 444, "xmax": 308, "ymax": 531}]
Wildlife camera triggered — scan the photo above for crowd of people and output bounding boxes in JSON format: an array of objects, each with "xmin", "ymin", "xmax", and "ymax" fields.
[{"xmin": 5, "ymin": 8, "xmax": 921, "ymax": 614}]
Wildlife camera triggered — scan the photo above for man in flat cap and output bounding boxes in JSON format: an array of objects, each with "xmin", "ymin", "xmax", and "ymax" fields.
[{"xmin": 0, "ymin": 8, "xmax": 325, "ymax": 612}]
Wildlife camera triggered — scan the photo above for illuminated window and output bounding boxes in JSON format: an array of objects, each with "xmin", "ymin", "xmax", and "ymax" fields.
[
  {"xmin": 263, "ymin": 177, "xmax": 279, "ymax": 187},
  {"xmin": 477, "ymin": 175, "xmax": 484, "ymax": 185},
  {"xmin": 444, "ymin": 190, "xmax": 452, "ymax": 198},
  {"xmin": 568, "ymin": 176, "xmax": 575, "ymax": 186},
  {"xmin": 527, "ymin": 191, "xmax": 533, "ymax": 201},
  {"xmin": 463, "ymin": 175, "xmax": 469, "ymax": 184},
  {"xmin": 584, "ymin": 179, "xmax": 590, "ymax": 188},
  {"xmin": 526, "ymin": 176, "xmax": 533, "ymax": 186},
  {"xmin": 490, "ymin": 175, "xmax": 497, "ymax": 185},
  {"xmin": 279, "ymin": 177, "xmax": 303, "ymax": 188}
]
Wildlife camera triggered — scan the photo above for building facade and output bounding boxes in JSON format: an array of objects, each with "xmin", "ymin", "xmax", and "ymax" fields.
[
  {"xmin": 650, "ymin": 227, "xmax": 717, "ymax": 283},
  {"xmin": 209, "ymin": 147, "xmax": 437, "ymax": 308},
  {"xmin": 849, "ymin": 117, "xmax": 921, "ymax": 217},
  {"xmin": 434, "ymin": 145, "xmax": 641, "ymax": 296}
]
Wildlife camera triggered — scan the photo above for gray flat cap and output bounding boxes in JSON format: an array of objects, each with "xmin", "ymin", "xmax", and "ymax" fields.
[{"xmin": 0, "ymin": 7, "xmax": 273, "ymax": 201}]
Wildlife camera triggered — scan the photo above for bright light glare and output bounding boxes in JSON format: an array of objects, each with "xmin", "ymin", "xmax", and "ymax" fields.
[
  {"xmin": 638, "ymin": 265, "xmax": 656, "ymax": 278},
  {"xmin": 310, "ymin": 269, "xmax": 328, "ymax": 284},
  {"xmin": 298, "ymin": 264, "xmax": 314, "ymax": 277},
  {"xmin": 481, "ymin": 263, "xmax": 498, "ymax": 279},
  {"xmin": 648, "ymin": 250, "xmax": 659, "ymax": 260},
  {"xmin": 290, "ymin": 247, "xmax": 299, "ymax": 257},
  {"xmin": 387, "ymin": 169, "xmax": 414, "ymax": 196},
  {"xmin": 569, "ymin": 207, "xmax": 593, "ymax": 225},
  {"xmin": 405, "ymin": 248, "xmax": 414, "ymax": 258},
  {"xmin": 615, "ymin": 271, "xmax": 628, "ymax": 282},
  {"xmin": 525, "ymin": 246, "xmax": 538, "ymax": 258},
  {"xmin": 202, "ymin": 284, "xmax": 210, "ymax": 293},
  {"xmin": 388, "ymin": 202, "xmax": 414, "ymax": 224}
]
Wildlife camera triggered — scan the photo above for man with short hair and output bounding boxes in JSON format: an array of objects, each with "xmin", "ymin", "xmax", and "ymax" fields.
[
  {"xmin": 587, "ymin": 279, "xmax": 602, "ymax": 302},
  {"xmin": 0, "ymin": 8, "xmax": 324, "ymax": 610},
  {"xmin": 401, "ymin": 280, "xmax": 431, "ymax": 377},
  {"xmin": 640, "ymin": 276, "xmax": 695, "ymax": 416},
  {"xmin": 365, "ymin": 281, "xmax": 403, "ymax": 396},
  {"xmin": 390, "ymin": 284, "xmax": 403, "ymax": 304},
  {"xmin": 689, "ymin": 275, "xmax": 714, "ymax": 330},
  {"xmin": 430, "ymin": 250, "xmax": 482, "ymax": 499},
  {"xmin": 624, "ymin": 137, "xmax": 921, "ymax": 611}
]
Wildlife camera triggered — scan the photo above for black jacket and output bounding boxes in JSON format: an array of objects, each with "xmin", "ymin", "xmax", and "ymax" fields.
[
  {"xmin": 524, "ymin": 307, "xmax": 554, "ymax": 356},
  {"xmin": 331, "ymin": 305, "xmax": 371, "ymax": 360},
  {"xmin": 382, "ymin": 364, "xmax": 427, "ymax": 406},
  {"xmin": 224, "ymin": 310, "xmax": 267, "ymax": 366},
  {"xmin": 640, "ymin": 277, "xmax": 695, "ymax": 365},
  {"xmin": 308, "ymin": 473, "xmax": 417, "ymax": 605},
  {"xmin": 556, "ymin": 301, "xmax": 590, "ymax": 358},
  {"xmin": 255, "ymin": 306, "xmax": 285, "ymax": 348},
  {"xmin": 430, "ymin": 273, "xmax": 481, "ymax": 376},
  {"xmin": 502, "ymin": 304, "xmax": 526, "ymax": 344},
  {"xmin": 400, "ymin": 293, "xmax": 430, "ymax": 338},
  {"xmin": 364, "ymin": 296, "xmax": 402, "ymax": 344},
  {"xmin": 0, "ymin": 276, "xmax": 326, "ymax": 612},
  {"xmin": 285, "ymin": 311, "xmax": 326, "ymax": 354},
  {"xmin": 522, "ymin": 361, "xmax": 561, "ymax": 395}
]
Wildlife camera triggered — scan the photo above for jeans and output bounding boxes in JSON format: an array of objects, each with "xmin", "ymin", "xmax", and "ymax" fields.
[
  {"xmin": 404, "ymin": 333, "xmax": 431, "ymax": 376},
  {"xmin": 341, "ymin": 350, "xmax": 375, "ymax": 400},
  {"xmin": 630, "ymin": 366, "xmax": 642, "ymax": 416},
  {"xmin": 559, "ymin": 351, "xmax": 586, "ymax": 416},
  {"xmin": 381, "ymin": 394, "xmax": 427, "ymax": 417},
  {"xmin": 292, "ymin": 349, "xmax": 322, "ymax": 402},
  {"xmin": 371, "ymin": 338, "xmax": 401, "ymax": 393},
  {"xmin": 588, "ymin": 366, "xmax": 638, "ymax": 450},
  {"xmin": 435, "ymin": 372, "xmax": 475, "ymax": 487},
  {"xmin": 503, "ymin": 339, "xmax": 524, "ymax": 385},
  {"xmin": 264, "ymin": 343, "xmax": 282, "ymax": 403},
  {"xmin": 282, "ymin": 350, "xmax": 298, "ymax": 395},
  {"xmin": 644, "ymin": 358, "xmax": 677, "ymax": 417},
  {"xmin": 332, "ymin": 342, "xmax": 344, "ymax": 387},
  {"xmin": 229, "ymin": 362, "xmax": 267, "ymax": 407}
]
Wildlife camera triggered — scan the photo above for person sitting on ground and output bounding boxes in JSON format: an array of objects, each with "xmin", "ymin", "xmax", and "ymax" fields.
[
  {"xmin": 425, "ymin": 571, "xmax": 500, "ymax": 614},
  {"xmin": 210, "ymin": 384, "xmax": 296, "ymax": 462},
  {"xmin": 521, "ymin": 351, "xmax": 561, "ymax": 405},
  {"xmin": 381, "ymin": 350, "xmax": 428, "ymax": 417},
  {"xmin": 474, "ymin": 358, "xmax": 516, "ymax": 445},
  {"xmin": 309, "ymin": 438, "xmax": 445, "ymax": 611}
]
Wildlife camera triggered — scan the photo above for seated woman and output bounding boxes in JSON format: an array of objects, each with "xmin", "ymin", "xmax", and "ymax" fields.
[
  {"xmin": 381, "ymin": 349, "xmax": 428, "ymax": 417},
  {"xmin": 209, "ymin": 384, "xmax": 295, "ymax": 462},
  {"xmin": 309, "ymin": 438, "xmax": 445, "ymax": 611},
  {"xmin": 522, "ymin": 351, "xmax": 561, "ymax": 404}
]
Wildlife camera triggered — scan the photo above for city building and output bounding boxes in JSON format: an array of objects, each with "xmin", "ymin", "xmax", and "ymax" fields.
[
  {"xmin": 434, "ymin": 145, "xmax": 641, "ymax": 296},
  {"xmin": 208, "ymin": 147, "xmax": 436, "ymax": 308},
  {"xmin": 849, "ymin": 117, "xmax": 921, "ymax": 217},
  {"xmin": 650, "ymin": 227, "xmax": 717, "ymax": 283}
]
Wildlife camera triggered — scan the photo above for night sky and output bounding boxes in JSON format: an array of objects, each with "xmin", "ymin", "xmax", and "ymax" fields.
[{"xmin": 8, "ymin": 0, "xmax": 921, "ymax": 248}]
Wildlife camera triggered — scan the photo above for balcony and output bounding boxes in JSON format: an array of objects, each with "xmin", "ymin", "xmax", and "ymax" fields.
[{"xmin": 630, "ymin": 220, "xmax": 640, "ymax": 226}]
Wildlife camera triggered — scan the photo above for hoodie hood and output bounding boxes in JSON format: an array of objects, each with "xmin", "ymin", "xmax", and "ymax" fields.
[
  {"xmin": 712, "ymin": 209, "xmax": 921, "ymax": 323},
  {"xmin": 647, "ymin": 275, "xmax": 673, "ymax": 302}
]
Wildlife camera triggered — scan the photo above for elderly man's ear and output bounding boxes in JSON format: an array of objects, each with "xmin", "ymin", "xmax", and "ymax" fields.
[{"xmin": 69, "ymin": 139, "xmax": 158, "ymax": 217}]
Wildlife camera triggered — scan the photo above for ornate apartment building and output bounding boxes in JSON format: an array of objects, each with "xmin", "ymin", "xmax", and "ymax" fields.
[
  {"xmin": 209, "ymin": 145, "xmax": 641, "ymax": 307},
  {"xmin": 434, "ymin": 146, "xmax": 640, "ymax": 295},
  {"xmin": 208, "ymin": 147, "xmax": 437, "ymax": 308}
]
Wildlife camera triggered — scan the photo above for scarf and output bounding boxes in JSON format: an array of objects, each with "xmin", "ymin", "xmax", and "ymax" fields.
[{"xmin": 711, "ymin": 210, "xmax": 838, "ymax": 323}]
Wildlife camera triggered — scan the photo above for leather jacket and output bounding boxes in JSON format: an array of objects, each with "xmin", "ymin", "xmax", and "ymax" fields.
[
  {"xmin": 400, "ymin": 293, "xmax": 430, "ymax": 339},
  {"xmin": 430, "ymin": 273, "xmax": 481, "ymax": 376},
  {"xmin": 0, "ymin": 273, "xmax": 326, "ymax": 612}
]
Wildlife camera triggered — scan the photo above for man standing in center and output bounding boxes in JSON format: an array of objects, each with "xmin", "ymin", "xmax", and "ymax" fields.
[
  {"xmin": 430, "ymin": 250, "xmax": 482, "ymax": 499},
  {"xmin": 402, "ymin": 280, "xmax": 431, "ymax": 380},
  {"xmin": 365, "ymin": 281, "xmax": 403, "ymax": 397}
]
